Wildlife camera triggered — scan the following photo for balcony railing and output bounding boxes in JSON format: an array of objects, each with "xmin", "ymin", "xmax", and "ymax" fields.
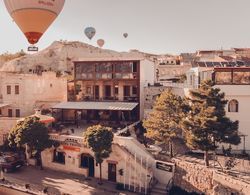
[{"xmin": 72, "ymin": 95, "xmax": 139, "ymax": 102}]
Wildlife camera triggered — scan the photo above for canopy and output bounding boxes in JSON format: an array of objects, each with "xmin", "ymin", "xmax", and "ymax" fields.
[
  {"xmin": 52, "ymin": 102, "xmax": 138, "ymax": 111},
  {"xmin": 0, "ymin": 103, "xmax": 11, "ymax": 108},
  {"xmin": 18, "ymin": 114, "xmax": 55, "ymax": 124}
]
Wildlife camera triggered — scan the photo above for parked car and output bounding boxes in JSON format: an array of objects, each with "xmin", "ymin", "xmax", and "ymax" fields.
[{"xmin": 0, "ymin": 153, "xmax": 24, "ymax": 173}]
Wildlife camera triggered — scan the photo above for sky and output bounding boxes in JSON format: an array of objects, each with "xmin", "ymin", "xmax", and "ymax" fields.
[{"xmin": 1, "ymin": 0, "xmax": 250, "ymax": 55}]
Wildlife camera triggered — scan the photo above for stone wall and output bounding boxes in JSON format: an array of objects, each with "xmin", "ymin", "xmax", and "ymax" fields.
[
  {"xmin": 213, "ymin": 171, "xmax": 250, "ymax": 195},
  {"xmin": 173, "ymin": 157, "xmax": 250, "ymax": 195},
  {"xmin": 173, "ymin": 158, "xmax": 213, "ymax": 194}
]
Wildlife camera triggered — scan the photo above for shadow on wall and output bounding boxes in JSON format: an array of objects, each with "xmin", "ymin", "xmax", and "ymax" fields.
[{"xmin": 173, "ymin": 165, "xmax": 205, "ymax": 194}]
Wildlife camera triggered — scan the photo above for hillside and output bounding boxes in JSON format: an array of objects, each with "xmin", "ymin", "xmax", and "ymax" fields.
[
  {"xmin": 0, "ymin": 51, "xmax": 26, "ymax": 69},
  {"xmin": 0, "ymin": 41, "xmax": 147, "ymax": 74}
]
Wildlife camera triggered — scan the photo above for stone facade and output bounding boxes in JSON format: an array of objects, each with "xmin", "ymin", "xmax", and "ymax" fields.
[
  {"xmin": 0, "ymin": 71, "xmax": 67, "ymax": 143},
  {"xmin": 173, "ymin": 158, "xmax": 250, "ymax": 194},
  {"xmin": 173, "ymin": 158, "xmax": 214, "ymax": 194},
  {"xmin": 41, "ymin": 135, "xmax": 152, "ymax": 193}
]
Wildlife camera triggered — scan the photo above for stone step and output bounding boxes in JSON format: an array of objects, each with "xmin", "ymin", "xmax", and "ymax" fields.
[
  {"xmin": 151, "ymin": 191, "xmax": 166, "ymax": 195},
  {"xmin": 154, "ymin": 184, "xmax": 167, "ymax": 190},
  {"xmin": 151, "ymin": 187, "xmax": 167, "ymax": 195}
]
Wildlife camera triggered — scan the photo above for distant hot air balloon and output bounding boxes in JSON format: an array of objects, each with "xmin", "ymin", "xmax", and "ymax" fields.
[
  {"xmin": 123, "ymin": 33, "xmax": 128, "ymax": 38},
  {"xmin": 97, "ymin": 39, "xmax": 105, "ymax": 48},
  {"xmin": 84, "ymin": 27, "xmax": 96, "ymax": 40},
  {"xmin": 4, "ymin": 0, "xmax": 65, "ymax": 51}
]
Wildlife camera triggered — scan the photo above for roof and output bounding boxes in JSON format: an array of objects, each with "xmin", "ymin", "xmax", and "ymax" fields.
[
  {"xmin": 18, "ymin": 114, "xmax": 55, "ymax": 124},
  {"xmin": 73, "ymin": 57, "xmax": 144, "ymax": 62},
  {"xmin": 0, "ymin": 103, "xmax": 11, "ymax": 108},
  {"xmin": 52, "ymin": 101, "xmax": 138, "ymax": 111}
]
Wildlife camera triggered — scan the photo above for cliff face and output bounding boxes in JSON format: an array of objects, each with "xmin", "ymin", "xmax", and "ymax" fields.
[{"xmin": 0, "ymin": 41, "xmax": 146, "ymax": 74}]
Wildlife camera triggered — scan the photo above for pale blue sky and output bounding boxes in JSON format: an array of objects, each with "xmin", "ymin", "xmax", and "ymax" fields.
[{"xmin": 1, "ymin": 0, "xmax": 250, "ymax": 54}]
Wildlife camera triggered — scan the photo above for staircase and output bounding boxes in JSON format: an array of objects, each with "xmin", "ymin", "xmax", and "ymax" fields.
[
  {"xmin": 150, "ymin": 177, "xmax": 173, "ymax": 195},
  {"xmin": 150, "ymin": 183, "xmax": 167, "ymax": 195}
]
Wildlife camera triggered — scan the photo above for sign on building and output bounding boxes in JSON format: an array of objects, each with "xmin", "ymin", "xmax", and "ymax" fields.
[{"xmin": 156, "ymin": 161, "xmax": 173, "ymax": 172}]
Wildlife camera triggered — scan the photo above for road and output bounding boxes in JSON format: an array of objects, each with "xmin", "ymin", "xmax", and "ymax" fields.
[
  {"xmin": 3, "ymin": 166, "xmax": 134, "ymax": 195},
  {"xmin": 0, "ymin": 186, "xmax": 28, "ymax": 195}
]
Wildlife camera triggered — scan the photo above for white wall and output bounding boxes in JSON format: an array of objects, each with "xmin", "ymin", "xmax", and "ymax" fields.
[{"xmin": 140, "ymin": 59, "xmax": 155, "ymax": 119}]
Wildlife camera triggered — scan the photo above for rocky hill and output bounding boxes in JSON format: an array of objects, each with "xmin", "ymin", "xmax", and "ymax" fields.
[
  {"xmin": 0, "ymin": 51, "xmax": 26, "ymax": 69},
  {"xmin": 0, "ymin": 41, "xmax": 149, "ymax": 74}
]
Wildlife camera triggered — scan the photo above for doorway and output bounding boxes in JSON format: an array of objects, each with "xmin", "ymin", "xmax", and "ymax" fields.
[
  {"xmin": 108, "ymin": 163, "xmax": 117, "ymax": 182},
  {"xmin": 95, "ymin": 85, "xmax": 100, "ymax": 100},
  {"xmin": 80, "ymin": 154, "xmax": 95, "ymax": 177},
  {"xmin": 104, "ymin": 85, "xmax": 111, "ymax": 99}
]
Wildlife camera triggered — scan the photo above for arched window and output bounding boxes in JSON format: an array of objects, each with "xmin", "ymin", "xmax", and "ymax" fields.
[{"xmin": 228, "ymin": 99, "xmax": 239, "ymax": 112}]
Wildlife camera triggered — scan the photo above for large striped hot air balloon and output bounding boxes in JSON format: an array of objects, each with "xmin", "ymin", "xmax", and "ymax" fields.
[{"xmin": 4, "ymin": 0, "xmax": 65, "ymax": 49}]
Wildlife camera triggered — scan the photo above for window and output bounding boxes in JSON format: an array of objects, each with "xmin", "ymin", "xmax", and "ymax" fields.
[
  {"xmin": 215, "ymin": 71, "xmax": 232, "ymax": 84},
  {"xmin": 53, "ymin": 150, "xmax": 65, "ymax": 164},
  {"xmin": 228, "ymin": 99, "xmax": 239, "ymax": 112},
  {"xmin": 233, "ymin": 71, "xmax": 250, "ymax": 84},
  {"xmin": 104, "ymin": 85, "xmax": 111, "ymax": 98},
  {"xmin": 7, "ymin": 85, "xmax": 11, "ymax": 95},
  {"xmin": 114, "ymin": 85, "xmax": 119, "ymax": 95},
  {"xmin": 15, "ymin": 85, "xmax": 19, "ymax": 94},
  {"xmin": 8, "ymin": 109, "xmax": 12, "ymax": 117},
  {"xmin": 86, "ymin": 86, "xmax": 92, "ymax": 94},
  {"xmin": 132, "ymin": 62, "xmax": 138, "ymax": 72},
  {"xmin": 124, "ymin": 86, "xmax": 130, "ymax": 97},
  {"xmin": 132, "ymin": 86, "xmax": 138, "ymax": 95},
  {"xmin": 115, "ymin": 62, "xmax": 133, "ymax": 73},
  {"xmin": 16, "ymin": 109, "xmax": 20, "ymax": 118}
]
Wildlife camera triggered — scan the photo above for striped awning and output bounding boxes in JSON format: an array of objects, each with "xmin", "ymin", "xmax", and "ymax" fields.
[{"xmin": 52, "ymin": 101, "xmax": 138, "ymax": 111}]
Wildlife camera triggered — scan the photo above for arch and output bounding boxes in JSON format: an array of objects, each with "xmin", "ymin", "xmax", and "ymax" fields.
[
  {"xmin": 228, "ymin": 99, "xmax": 239, "ymax": 112},
  {"xmin": 53, "ymin": 149, "xmax": 65, "ymax": 164},
  {"xmin": 80, "ymin": 153, "xmax": 94, "ymax": 177}
]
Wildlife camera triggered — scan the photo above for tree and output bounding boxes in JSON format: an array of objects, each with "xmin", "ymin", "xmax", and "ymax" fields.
[
  {"xmin": 182, "ymin": 80, "xmax": 241, "ymax": 166},
  {"xmin": 8, "ymin": 117, "xmax": 55, "ymax": 169},
  {"xmin": 84, "ymin": 125, "xmax": 114, "ymax": 184},
  {"xmin": 143, "ymin": 89, "xmax": 187, "ymax": 157}
]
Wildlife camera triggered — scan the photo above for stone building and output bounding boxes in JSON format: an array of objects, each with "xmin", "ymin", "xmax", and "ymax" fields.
[
  {"xmin": 155, "ymin": 55, "xmax": 191, "ymax": 82},
  {"xmin": 186, "ymin": 66, "xmax": 250, "ymax": 153},
  {"xmin": 0, "ymin": 71, "xmax": 67, "ymax": 144},
  {"xmin": 51, "ymin": 58, "xmax": 155, "ymax": 125}
]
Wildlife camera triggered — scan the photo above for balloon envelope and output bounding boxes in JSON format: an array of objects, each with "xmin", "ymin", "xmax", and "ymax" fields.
[
  {"xmin": 97, "ymin": 39, "xmax": 105, "ymax": 48},
  {"xmin": 4, "ymin": 0, "xmax": 65, "ymax": 45},
  {"xmin": 84, "ymin": 27, "xmax": 96, "ymax": 40},
  {"xmin": 123, "ymin": 33, "xmax": 128, "ymax": 38}
]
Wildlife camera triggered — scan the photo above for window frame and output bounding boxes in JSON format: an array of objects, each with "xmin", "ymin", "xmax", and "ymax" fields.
[{"xmin": 228, "ymin": 99, "xmax": 239, "ymax": 113}]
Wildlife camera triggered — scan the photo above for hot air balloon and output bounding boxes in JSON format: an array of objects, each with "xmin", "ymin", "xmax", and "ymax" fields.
[
  {"xmin": 84, "ymin": 27, "xmax": 96, "ymax": 40},
  {"xmin": 97, "ymin": 39, "xmax": 105, "ymax": 48},
  {"xmin": 4, "ymin": 0, "xmax": 65, "ymax": 51},
  {"xmin": 123, "ymin": 33, "xmax": 128, "ymax": 38}
]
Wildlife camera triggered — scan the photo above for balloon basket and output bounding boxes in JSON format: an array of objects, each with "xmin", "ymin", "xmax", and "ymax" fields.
[{"xmin": 28, "ymin": 46, "xmax": 38, "ymax": 52}]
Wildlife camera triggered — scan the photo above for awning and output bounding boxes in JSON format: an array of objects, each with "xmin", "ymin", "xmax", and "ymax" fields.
[
  {"xmin": 0, "ymin": 103, "xmax": 11, "ymax": 108},
  {"xmin": 52, "ymin": 101, "xmax": 138, "ymax": 111},
  {"xmin": 18, "ymin": 114, "xmax": 55, "ymax": 124}
]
